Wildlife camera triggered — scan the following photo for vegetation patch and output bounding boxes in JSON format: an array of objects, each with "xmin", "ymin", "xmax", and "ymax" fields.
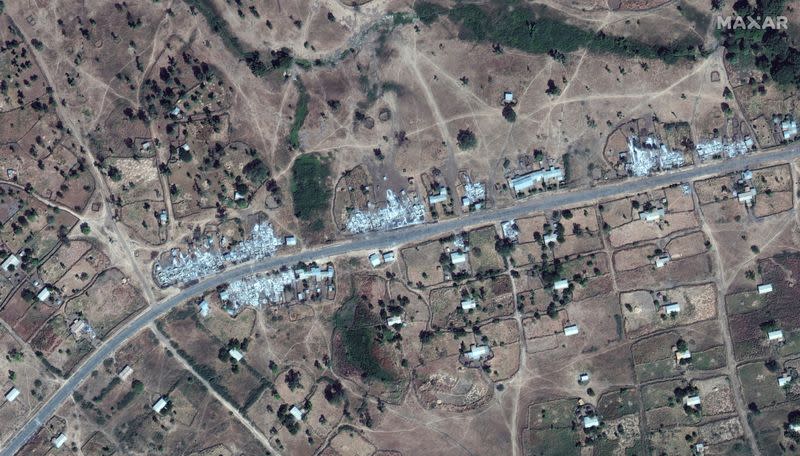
[
  {"xmin": 333, "ymin": 298, "xmax": 395, "ymax": 383},
  {"xmin": 291, "ymin": 154, "xmax": 331, "ymax": 225}
]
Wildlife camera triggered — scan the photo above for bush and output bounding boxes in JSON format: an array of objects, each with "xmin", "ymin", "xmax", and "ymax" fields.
[
  {"xmin": 80, "ymin": 222, "xmax": 91, "ymax": 235},
  {"xmin": 243, "ymin": 158, "xmax": 269, "ymax": 184},
  {"xmin": 502, "ymin": 104, "xmax": 516, "ymax": 122},
  {"xmin": 456, "ymin": 129, "xmax": 477, "ymax": 150}
]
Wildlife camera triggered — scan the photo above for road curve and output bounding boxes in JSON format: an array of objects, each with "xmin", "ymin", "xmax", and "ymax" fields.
[{"xmin": 3, "ymin": 146, "xmax": 799, "ymax": 455}]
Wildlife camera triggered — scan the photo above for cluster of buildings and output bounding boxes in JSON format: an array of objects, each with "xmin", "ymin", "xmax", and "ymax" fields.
[
  {"xmin": 695, "ymin": 137, "xmax": 754, "ymax": 160},
  {"xmin": 461, "ymin": 181, "xmax": 486, "ymax": 210},
  {"xmin": 368, "ymin": 251, "xmax": 395, "ymax": 268},
  {"xmin": 623, "ymin": 136, "xmax": 685, "ymax": 177},
  {"xmin": 219, "ymin": 264, "xmax": 335, "ymax": 314},
  {"xmin": 154, "ymin": 222, "xmax": 285, "ymax": 287},
  {"xmin": 346, "ymin": 190, "xmax": 425, "ymax": 234}
]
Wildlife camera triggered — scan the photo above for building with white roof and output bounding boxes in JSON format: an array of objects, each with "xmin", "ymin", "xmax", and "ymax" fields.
[
  {"xmin": 52, "ymin": 433, "xmax": 67, "ymax": 449},
  {"xmin": 684, "ymin": 395, "xmax": 701, "ymax": 407},
  {"xmin": 663, "ymin": 303, "xmax": 681, "ymax": 315},
  {"xmin": 578, "ymin": 373, "xmax": 590, "ymax": 383},
  {"xmin": 152, "ymin": 397, "xmax": 169, "ymax": 413},
  {"xmin": 737, "ymin": 187, "xmax": 757, "ymax": 205},
  {"xmin": 284, "ymin": 236, "xmax": 297, "ymax": 246},
  {"xmin": 509, "ymin": 167, "xmax": 565, "ymax": 193},
  {"xmin": 639, "ymin": 208, "xmax": 665, "ymax": 222},
  {"xmin": 36, "ymin": 287, "xmax": 51, "ymax": 302},
  {"xmin": 461, "ymin": 298, "xmax": 476, "ymax": 311},
  {"xmin": 758, "ymin": 284, "xmax": 773, "ymax": 294},
  {"xmin": 382, "ymin": 251, "xmax": 396, "ymax": 263},
  {"xmin": 1, "ymin": 255, "xmax": 20, "ymax": 272},
  {"xmin": 450, "ymin": 252, "xmax": 467, "ymax": 265},
  {"xmin": 564, "ymin": 324, "xmax": 579, "ymax": 336},
  {"xmin": 387, "ymin": 316, "xmax": 403, "ymax": 327},
  {"xmin": 676, "ymin": 350, "xmax": 692, "ymax": 362},
  {"xmin": 428, "ymin": 188, "xmax": 449, "ymax": 205},
  {"xmin": 369, "ymin": 253, "xmax": 382, "ymax": 268},
  {"xmin": 781, "ymin": 119, "xmax": 798, "ymax": 140},
  {"xmin": 503, "ymin": 91, "xmax": 514, "ymax": 103},
  {"xmin": 5, "ymin": 387, "xmax": 19, "ymax": 402},
  {"xmin": 229, "ymin": 348, "xmax": 244, "ymax": 362},
  {"xmin": 465, "ymin": 345, "xmax": 490, "ymax": 361},
  {"xmin": 655, "ymin": 255, "xmax": 671, "ymax": 268},
  {"xmin": 791, "ymin": 423, "xmax": 800, "ymax": 433},
  {"xmin": 289, "ymin": 405, "xmax": 305, "ymax": 421},
  {"xmin": 118, "ymin": 365, "xmax": 133, "ymax": 381},
  {"xmin": 779, "ymin": 373, "xmax": 792, "ymax": 387},
  {"xmin": 583, "ymin": 415, "xmax": 600, "ymax": 429},
  {"xmin": 543, "ymin": 233, "xmax": 558, "ymax": 245},
  {"xmin": 768, "ymin": 329, "xmax": 784, "ymax": 342},
  {"xmin": 553, "ymin": 279, "xmax": 569, "ymax": 291}
]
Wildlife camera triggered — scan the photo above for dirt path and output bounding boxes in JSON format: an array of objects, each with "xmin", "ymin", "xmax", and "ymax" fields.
[{"xmin": 149, "ymin": 326, "xmax": 279, "ymax": 454}]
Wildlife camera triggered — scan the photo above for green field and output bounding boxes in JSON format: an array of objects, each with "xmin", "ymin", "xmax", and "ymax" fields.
[{"xmin": 291, "ymin": 154, "xmax": 331, "ymax": 226}]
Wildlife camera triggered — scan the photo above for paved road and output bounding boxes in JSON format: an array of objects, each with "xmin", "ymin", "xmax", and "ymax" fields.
[{"xmin": 3, "ymin": 146, "xmax": 799, "ymax": 455}]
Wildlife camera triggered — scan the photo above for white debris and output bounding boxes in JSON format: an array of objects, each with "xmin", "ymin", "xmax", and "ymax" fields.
[
  {"xmin": 626, "ymin": 136, "xmax": 685, "ymax": 176},
  {"xmin": 155, "ymin": 222, "xmax": 283, "ymax": 286},
  {"xmin": 346, "ymin": 190, "xmax": 425, "ymax": 234},
  {"xmin": 462, "ymin": 182, "xmax": 486, "ymax": 207},
  {"xmin": 696, "ymin": 137, "xmax": 753, "ymax": 160},
  {"xmin": 222, "ymin": 265, "xmax": 335, "ymax": 314},
  {"xmin": 501, "ymin": 220, "xmax": 518, "ymax": 241}
]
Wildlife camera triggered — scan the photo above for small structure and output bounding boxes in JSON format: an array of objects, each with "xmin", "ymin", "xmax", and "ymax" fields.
[
  {"xmin": 461, "ymin": 298, "xmax": 476, "ymax": 311},
  {"xmin": 781, "ymin": 119, "xmax": 798, "ymax": 140},
  {"xmin": 543, "ymin": 233, "xmax": 558, "ymax": 245},
  {"xmin": 169, "ymin": 106, "xmax": 182, "ymax": 117},
  {"xmin": 152, "ymin": 396, "xmax": 168, "ymax": 413},
  {"xmin": 198, "ymin": 299, "xmax": 209, "ymax": 318},
  {"xmin": 52, "ymin": 433, "xmax": 68, "ymax": 449},
  {"xmin": 36, "ymin": 287, "xmax": 51, "ymax": 302},
  {"xmin": 69, "ymin": 319, "xmax": 86, "ymax": 336},
  {"xmin": 503, "ymin": 91, "xmax": 514, "ymax": 104},
  {"xmin": 639, "ymin": 208, "xmax": 665, "ymax": 222},
  {"xmin": 229, "ymin": 348, "xmax": 244, "ymax": 362},
  {"xmin": 118, "ymin": 365, "xmax": 134, "ymax": 381},
  {"xmin": 368, "ymin": 253, "xmax": 382, "ymax": 268},
  {"xmin": 387, "ymin": 316, "xmax": 403, "ymax": 327},
  {"xmin": 553, "ymin": 279, "xmax": 569, "ymax": 291},
  {"xmin": 778, "ymin": 373, "xmax": 792, "ymax": 387},
  {"xmin": 578, "ymin": 373, "xmax": 590, "ymax": 383},
  {"xmin": 694, "ymin": 442, "xmax": 706, "ymax": 454},
  {"xmin": 564, "ymin": 324, "xmax": 579, "ymax": 336},
  {"xmin": 684, "ymin": 395, "xmax": 701, "ymax": 407},
  {"xmin": 284, "ymin": 236, "xmax": 297, "ymax": 246},
  {"xmin": 382, "ymin": 251, "xmax": 396, "ymax": 263},
  {"xmin": 465, "ymin": 344, "xmax": 490, "ymax": 361},
  {"xmin": 655, "ymin": 255, "xmax": 671, "ymax": 268},
  {"xmin": 5, "ymin": 387, "xmax": 20, "ymax": 402},
  {"xmin": 791, "ymin": 423, "xmax": 800, "ymax": 433},
  {"xmin": 675, "ymin": 350, "xmax": 692, "ymax": 362},
  {"xmin": 289, "ymin": 405, "xmax": 305, "ymax": 421},
  {"xmin": 768, "ymin": 329, "xmax": 784, "ymax": 342},
  {"xmin": 758, "ymin": 283, "xmax": 773, "ymax": 294},
  {"xmin": 428, "ymin": 187, "xmax": 449, "ymax": 205},
  {"xmin": 737, "ymin": 187, "xmax": 757, "ymax": 205},
  {"xmin": 583, "ymin": 415, "xmax": 600, "ymax": 429},
  {"xmin": 180, "ymin": 143, "xmax": 190, "ymax": 152},
  {"xmin": 1, "ymin": 255, "xmax": 21, "ymax": 272},
  {"xmin": 450, "ymin": 252, "xmax": 467, "ymax": 265},
  {"xmin": 663, "ymin": 303, "xmax": 681, "ymax": 315}
]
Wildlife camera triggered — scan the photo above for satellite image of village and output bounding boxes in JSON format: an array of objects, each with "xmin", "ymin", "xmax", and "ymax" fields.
[{"xmin": 0, "ymin": 0, "xmax": 799, "ymax": 455}]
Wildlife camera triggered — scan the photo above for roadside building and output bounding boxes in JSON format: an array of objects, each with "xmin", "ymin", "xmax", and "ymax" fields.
[
  {"xmin": 508, "ymin": 167, "xmax": 565, "ymax": 193},
  {"xmin": 152, "ymin": 396, "xmax": 168, "ymax": 413},
  {"xmin": 663, "ymin": 303, "xmax": 681, "ymax": 315},
  {"xmin": 284, "ymin": 236, "xmax": 297, "ymax": 246},
  {"xmin": 758, "ymin": 283, "xmax": 773, "ymax": 294},
  {"xmin": 369, "ymin": 253, "xmax": 382, "ymax": 268},
  {"xmin": 69, "ymin": 319, "xmax": 86, "ymax": 336},
  {"xmin": 564, "ymin": 324, "xmax": 579, "ymax": 336},
  {"xmin": 553, "ymin": 279, "xmax": 569, "ymax": 291},
  {"xmin": 461, "ymin": 298, "xmax": 476, "ymax": 311},
  {"xmin": 428, "ymin": 188, "xmax": 448, "ymax": 205},
  {"xmin": 382, "ymin": 251, "xmax": 396, "ymax": 263},
  {"xmin": 768, "ymin": 329, "xmax": 784, "ymax": 342},
  {"xmin": 52, "ymin": 433, "xmax": 68, "ymax": 449},
  {"xmin": 118, "ymin": 365, "xmax": 134, "ymax": 381},
  {"xmin": 229, "ymin": 348, "xmax": 244, "ymax": 362},
  {"xmin": 5, "ymin": 387, "xmax": 19, "ymax": 402}
]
